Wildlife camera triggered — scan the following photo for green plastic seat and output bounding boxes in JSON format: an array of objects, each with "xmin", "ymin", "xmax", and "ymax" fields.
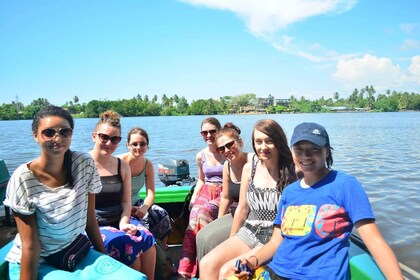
[{"xmin": 139, "ymin": 185, "xmax": 193, "ymax": 204}]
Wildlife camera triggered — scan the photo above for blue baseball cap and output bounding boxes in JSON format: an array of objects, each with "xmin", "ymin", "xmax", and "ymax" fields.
[{"xmin": 290, "ymin": 122, "xmax": 330, "ymax": 147}]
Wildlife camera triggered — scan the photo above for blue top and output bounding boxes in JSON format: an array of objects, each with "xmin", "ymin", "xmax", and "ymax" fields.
[{"xmin": 269, "ymin": 170, "xmax": 375, "ymax": 280}]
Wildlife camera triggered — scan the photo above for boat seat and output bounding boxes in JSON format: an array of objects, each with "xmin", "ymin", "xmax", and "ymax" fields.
[
  {"xmin": 0, "ymin": 159, "xmax": 11, "ymax": 225},
  {"xmin": 350, "ymin": 253, "xmax": 385, "ymax": 280},
  {"xmin": 0, "ymin": 240, "xmax": 13, "ymax": 277},
  {"xmin": 0, "ymin": 241, "xmax": 147, "ymax": 279}
]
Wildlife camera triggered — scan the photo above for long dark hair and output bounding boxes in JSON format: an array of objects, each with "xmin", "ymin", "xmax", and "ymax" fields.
[
  {"xmin": 252, "ymin": 119, "xmax": 296, "ymax": 192},
  {"xmin": 32, "ymin": 105, "xmax": 74, "ymax": 185}
]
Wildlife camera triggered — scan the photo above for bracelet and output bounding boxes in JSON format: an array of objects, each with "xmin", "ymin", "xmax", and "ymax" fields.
[{"xmin": 248, "ymin": 255, "xmax": 259, "ymax": 269}]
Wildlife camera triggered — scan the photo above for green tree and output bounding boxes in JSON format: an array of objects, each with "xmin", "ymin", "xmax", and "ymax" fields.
[
  {"xmin": 162, "ymin": 94, "xmax": 173, "ymax": 108},
  {"xmin": 398, "ymin": 93, "xmax": 409, "ymax": 110},
  {"xmin": 152, "ymin": 95, "xmax": 158, "ymax": 103},
  {"xmin": 231, "ymin": 93, "xmax": 256, "ymax": 107},
  {"xmin": 173, "ymin": 94, "xmax": 180, "ymax": 104},
  {"xmin": 31, "ymin": 98, "xmax": 50, "ymax": 107},
  {"xmin": 188, "ymin": 99, "xmax": 208, "ymax": 115},
  {"xmin": 176, "ymin": 97, "xmax": 189, "ymax": 115},
  {"xmin": 143, "ymin": 103, "xmax": 162, "ymax": 116}
]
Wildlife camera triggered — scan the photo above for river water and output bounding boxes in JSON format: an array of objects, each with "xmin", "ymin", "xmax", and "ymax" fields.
[{"xmin": 0, "ymin": 112, "xmax": 419, "ymax": 270}]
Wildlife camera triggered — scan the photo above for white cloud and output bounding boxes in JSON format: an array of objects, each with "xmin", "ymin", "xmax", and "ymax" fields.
[
  {"xmin": 333, "ymin": 55, "xmax": 400, "ymax": 87},
  {"xmin": 332, "ymin": 54, "xmax": 420, "ymax": 89},
  {"xmin": 408, "ymin": 55, "xmax": 420, "ymax": 82},
  {"xmin": 180, "ymin": 0, "xmax": 356, "ymax": 34},
  {"xmin": 180, "ymin": 0, "xmax": 358, "ymax": 62},
  {"xmin": 400, "ymin": 23, "xmax": 420, "ymax": 36},
  {"xmin": 270, "ymin": 35, "xmax": 356, "ymax": 62},
  {"xmin": 401, "ymin": 39, "xmax": 420, "ymax": 51}
]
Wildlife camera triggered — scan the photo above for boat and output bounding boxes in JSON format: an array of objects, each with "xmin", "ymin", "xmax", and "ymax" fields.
[{"xmin": 0, "ymin": 159, "xmax": 419, "ymax": 279}]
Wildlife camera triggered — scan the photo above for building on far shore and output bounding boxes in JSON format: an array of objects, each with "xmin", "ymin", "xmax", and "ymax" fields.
[{"xmin": 240, "ymin": 94, "xmax": 290, "ymax": 113}]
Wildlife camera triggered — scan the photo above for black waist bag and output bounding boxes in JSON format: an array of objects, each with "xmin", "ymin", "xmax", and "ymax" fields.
[{"xmin": 44, "ymin": 234, "xmax": 91, "ymax": 271}]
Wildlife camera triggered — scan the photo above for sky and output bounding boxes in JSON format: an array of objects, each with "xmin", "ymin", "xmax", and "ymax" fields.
[{"xmin": 1, "ymin": 0, "xmax": 419, "ymax": 106}]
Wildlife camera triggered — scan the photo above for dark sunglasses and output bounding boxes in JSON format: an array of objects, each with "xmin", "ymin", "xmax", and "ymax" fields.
[
  {"xmin": 200, "ymin": 129, "xmax": 217, "ymax": 137},
  {"xmin": 130, "ymin": 142, "xmax": 148, "ymax": 148},
  {"xmin": 216, "ymin": 141, "xmax": 235, "ymax": 153},
  {"xmin": 41, "ymin": 127, "xmax": 73, "ymax": 140},
  {"xmin": 96, "ymin": 133, "xmax": 122, "ymax": 145}
]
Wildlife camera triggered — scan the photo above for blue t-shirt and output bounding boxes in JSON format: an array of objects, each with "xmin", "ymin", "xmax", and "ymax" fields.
[{"xmin": 269, "ymin": 170, "xmax": 375, "ymax": 280}]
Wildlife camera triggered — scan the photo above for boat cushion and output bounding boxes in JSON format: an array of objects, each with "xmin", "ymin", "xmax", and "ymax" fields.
[
  {"xmin": 350, "ymin": 253, "xmax": 385, "ymax": 280},
  {"xmin": 1, "ymin": 242, "xmax": 146, "ymax": 280}
]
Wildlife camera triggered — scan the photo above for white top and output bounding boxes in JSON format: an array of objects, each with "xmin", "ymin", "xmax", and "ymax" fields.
[{"xmin": 4, "ymin": 151, "xmax": 102, "ymax": 263}]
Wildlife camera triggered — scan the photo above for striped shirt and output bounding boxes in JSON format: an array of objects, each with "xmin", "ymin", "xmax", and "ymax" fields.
[{"xmin": 4, "ymin": 151, "xmax": 102, "ymax": 263}]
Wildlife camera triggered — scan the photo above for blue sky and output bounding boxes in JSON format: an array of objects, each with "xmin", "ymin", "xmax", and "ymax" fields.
[{"xmin": 1, "ymin": 0, "xmax": 419, "ymax": 106}]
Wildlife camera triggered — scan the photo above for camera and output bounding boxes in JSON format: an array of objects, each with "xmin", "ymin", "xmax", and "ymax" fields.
[{"xmin": 235, "ymin": 259, "xmax": 253, "ymax": 274}]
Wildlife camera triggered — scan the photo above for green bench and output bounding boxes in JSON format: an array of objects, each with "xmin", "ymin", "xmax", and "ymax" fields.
[{"xmin": 0, "ymin": 159, "xmax": 11, "ymax": 225}]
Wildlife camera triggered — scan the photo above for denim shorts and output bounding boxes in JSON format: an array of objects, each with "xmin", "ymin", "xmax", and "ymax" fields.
[{"xmin": 235, "ymin": 223, "xmax": 273, "ymax": 248}]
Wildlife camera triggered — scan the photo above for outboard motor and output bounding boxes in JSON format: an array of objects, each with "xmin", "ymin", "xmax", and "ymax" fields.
[{"xmin": 158, "ymin": 159, "xmax": 194, "ymax": 186}]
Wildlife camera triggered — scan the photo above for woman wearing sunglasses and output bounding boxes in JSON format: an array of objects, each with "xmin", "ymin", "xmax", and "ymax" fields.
[
  {"xmin": 4, "ymin": 106, "xmax": 106, "ymax": 279},
  {"xmin": 117, "ymin": 127, "xmax": 172, "ymax": 244},
  {"xmin": 197, "ymin": 123, "xmax": 253, "ymax": 269},
  {"xmin": 178, "ymin": 117, "xmax": 225, "ymax": 278},
  {"xmin": 199, "ymin": 119, "xmax": 298, "ymax": 280},
  {"xmin": 89, "ymin": 111, "xmax": 156, "ymax": 279}
]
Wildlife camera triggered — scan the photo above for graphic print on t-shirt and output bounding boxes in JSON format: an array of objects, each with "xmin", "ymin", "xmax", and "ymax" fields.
[
  {"xmin": 314, "ymin": 204, "xmax": 349, "ymax": 239},
  {"xmin": 281, "ymin": 204, "xmax": 350, "ymax": 238},
  {"xmin": 281, "ymin": 205, "xmax": 316, "ymax": 236}
]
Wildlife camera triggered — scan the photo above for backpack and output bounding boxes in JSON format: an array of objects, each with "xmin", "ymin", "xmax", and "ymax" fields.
[{"xmin": 154, "ymin": 239, "xmax": 178, "ymax": 280}]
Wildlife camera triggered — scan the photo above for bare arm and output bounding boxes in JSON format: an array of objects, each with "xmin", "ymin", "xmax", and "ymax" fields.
[
  {"xmin": 218, "ymin": 162, "xmax": 231, "ymax": 218},
  {"xmin": 14, "ymin": 212, "xmax": 40, "ymax": 280},
  {"xmin": 229, "ymin": 162, "xmax": 251, "ymax": 236},
  {"xmin": 191, "ymin": 151, "xmax": 205, "ymax": 205},
  {"xmin": 252, "ymin": 226, "xmax": 282, "ymax": 268},
  {"xmin": 356, "ymin": 220, "xmax": 403, "ymax": 280},
  {"xmin": 119, "ymin": 159, "xmax": 135, "ymax": 233},
  {"xmin": 85, "ymin": 193, "xmax": 106, "ymax": 254},
  {"xmin": 135, "ymin": 159, "xmax": 155, "ymax": 218}
]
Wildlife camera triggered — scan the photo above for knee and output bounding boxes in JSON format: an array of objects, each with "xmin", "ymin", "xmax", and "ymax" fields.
[
  {"xmin": 219, "ymin": 262, "xmax": 233, "ymax": 279},
  {"xmin": 199, "ymin": 254, "xmax": 212, "ymax": 274}
]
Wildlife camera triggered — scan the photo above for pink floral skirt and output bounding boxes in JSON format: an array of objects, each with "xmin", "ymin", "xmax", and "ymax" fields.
[{"xmin": 178, "ymin": 182, "xmax": 223, "ymax": 278}]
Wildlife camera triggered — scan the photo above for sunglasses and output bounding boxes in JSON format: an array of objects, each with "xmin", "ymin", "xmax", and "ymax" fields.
[
  {"xmin": 41, "ymin": 127, "xmax": 73, "ymax": 140},
  {"xmin": 216, "ymin": 141, "xmax": 235, "ymax": 153},
  {"xmin": 96, "ymin": 133, "xmax": 122, "ymax": 145},
  {"xmin": 130, "ymin": 142, "xmax": 148, "ymax": 148},
  {"xmin": 200, "ymin": 129, "xmax": 217, "ymax": 137}
]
